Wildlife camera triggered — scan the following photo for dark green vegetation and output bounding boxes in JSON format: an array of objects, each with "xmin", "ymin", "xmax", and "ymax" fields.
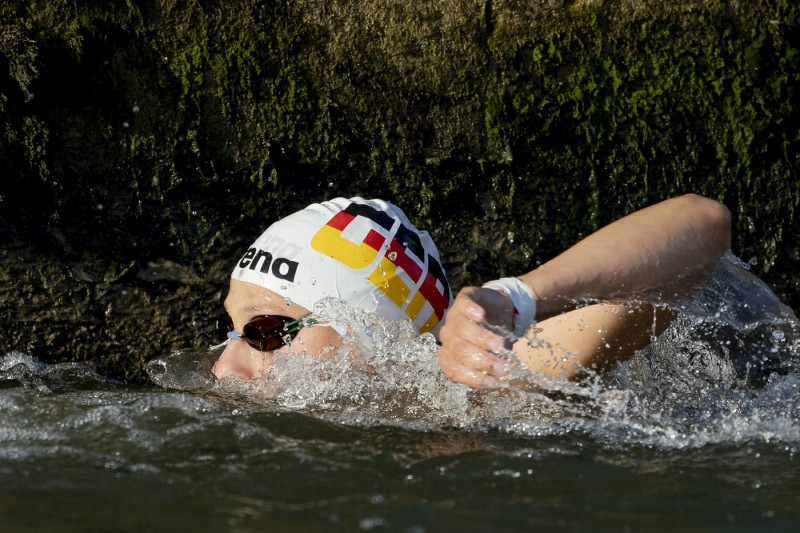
[{"xmin": 1, "ymin": 0, "xmax": 798, "ymax": 382}]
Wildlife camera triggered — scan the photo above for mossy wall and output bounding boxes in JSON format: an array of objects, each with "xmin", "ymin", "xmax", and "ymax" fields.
[{"xmin": 1, "ymin": 0, "xmax": 798, "ymax": 382}]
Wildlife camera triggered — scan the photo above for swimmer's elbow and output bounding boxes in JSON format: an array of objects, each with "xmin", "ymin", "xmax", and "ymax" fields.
[
  {"xmin": 681, "ymin": 194, "xmax": 732, "ymax": 253},
  {"xmin": 716, "ymin": 203, "xmax": 732, "ymax": 250},
  {"xmin": 705, "ymin": 197, "xmax": 732, "ymax": 253}
]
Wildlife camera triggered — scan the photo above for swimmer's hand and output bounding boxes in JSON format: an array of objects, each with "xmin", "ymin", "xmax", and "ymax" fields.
[{"xmin": 437, "ymin": 287, "xmax": 516, "ymax": 388}]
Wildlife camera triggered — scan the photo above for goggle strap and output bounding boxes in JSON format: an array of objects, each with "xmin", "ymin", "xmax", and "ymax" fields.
[{"xmin": 283, "ymin": 314, "xmax": 317, "ymax": 334}]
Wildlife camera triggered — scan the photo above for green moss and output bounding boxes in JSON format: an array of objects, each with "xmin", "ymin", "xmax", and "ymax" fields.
[{"xmin": 1, "ymin": 0, "xmax": 798, "ymax": 381}]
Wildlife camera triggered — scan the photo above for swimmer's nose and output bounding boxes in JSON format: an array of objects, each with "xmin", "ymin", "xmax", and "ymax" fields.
[{"xmin": 212, "ymin": 340, "xmax": 257, "ymax": 379}]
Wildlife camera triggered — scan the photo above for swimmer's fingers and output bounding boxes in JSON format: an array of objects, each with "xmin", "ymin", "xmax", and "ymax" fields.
[
  {"xmin": 437, "ymin": 342, "xmax": 511, "ymax": 389},
  {"xmin": 447, "ymin": 286, "xmax": 515, "ymax": 326},
  {"xmin": 439, "ymin": 310, "xmax": 509, "ymax": 353},
  {"xmin": 439, "ymin": 287, "xmax": 515, "ymax": 349},
  {"xmin": 437, "ymin": 287, "xmax": 515, "ymax": 388}
]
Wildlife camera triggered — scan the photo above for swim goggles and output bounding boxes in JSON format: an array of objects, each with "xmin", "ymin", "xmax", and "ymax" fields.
[{"xmin": 216, "ymin": 312, "xmax": 316, "ymax": 352}]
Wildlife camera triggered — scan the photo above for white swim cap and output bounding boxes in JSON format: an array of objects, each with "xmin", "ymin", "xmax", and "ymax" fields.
[{"xmin": 231, "ymin": 198, "xmax": 453, "ymax": 336}]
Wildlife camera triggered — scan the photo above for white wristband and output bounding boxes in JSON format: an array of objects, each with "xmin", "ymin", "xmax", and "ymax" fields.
[{"xmin": 482, "ymin": 277, "xmax": 537, "ymax": 337}]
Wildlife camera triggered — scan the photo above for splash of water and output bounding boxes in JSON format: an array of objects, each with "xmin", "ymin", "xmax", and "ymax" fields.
[{"xmin": 142, "ymin": 254, "xmax": 800, "ymax": 447}]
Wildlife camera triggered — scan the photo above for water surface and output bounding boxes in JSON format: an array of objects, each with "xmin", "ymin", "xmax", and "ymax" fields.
[{"xmin": 2, "ymin": 256, "xmax": 800, "ymax": 531}]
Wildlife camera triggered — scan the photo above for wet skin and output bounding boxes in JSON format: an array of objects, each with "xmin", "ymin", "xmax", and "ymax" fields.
[{"xmin": 212, "ymin": 279, "xmax": 343, "ymax": 378}]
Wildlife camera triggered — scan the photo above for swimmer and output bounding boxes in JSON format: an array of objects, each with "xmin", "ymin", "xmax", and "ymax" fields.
[
  {"xmin": 212, "ymin": 194, "xmax": 731, "ymax": 389},
  {"xmin": 213, "ymin": 198, "xmax": 452, "ymax": 378}
]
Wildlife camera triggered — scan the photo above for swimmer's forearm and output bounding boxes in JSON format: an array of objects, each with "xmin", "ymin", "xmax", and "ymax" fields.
[{"xmin": 519, "ymin": 194, "xmax": 732, "ymax": 318}]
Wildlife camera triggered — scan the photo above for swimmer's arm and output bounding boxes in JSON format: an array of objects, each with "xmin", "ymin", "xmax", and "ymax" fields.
[
  {"xmin": 520, "ymin": 193, "xmax": 732, "ymax": 319},
  {"xmin": 438, "ymin": 194, "xmax": 731, "ymax": 388}
]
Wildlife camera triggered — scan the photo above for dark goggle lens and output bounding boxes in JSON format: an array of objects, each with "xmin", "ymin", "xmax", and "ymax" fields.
[
  {"xmin": 216, "ymin": 312, "xmax": 234, "ymax": 337},
  {"xmin": 243, "ymin": 315, "xmax": 297, "ymax": 351},
  {"xmin": 217, "ymin": 312, "xmax": 298, "ymax": 352}
]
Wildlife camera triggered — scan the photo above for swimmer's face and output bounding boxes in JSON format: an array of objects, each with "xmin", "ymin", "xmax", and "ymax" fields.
[{"xmin": 212, "ymin": 279, "xmax": 343, "ymax": 379}]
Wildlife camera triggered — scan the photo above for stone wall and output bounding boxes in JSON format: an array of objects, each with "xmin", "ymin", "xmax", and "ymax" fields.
[{"xmin": 1, "ymin": 0, "xmax": 797, "ymax": 381}]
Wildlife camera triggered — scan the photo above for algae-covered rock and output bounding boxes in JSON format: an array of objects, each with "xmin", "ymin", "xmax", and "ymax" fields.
[{"xmin": 1, "ymin": 0, "xmax": 798, "ymax": 382}]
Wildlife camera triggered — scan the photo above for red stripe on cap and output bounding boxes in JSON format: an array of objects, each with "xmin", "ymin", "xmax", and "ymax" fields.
[
  {"xmin": 385, "ymin": 239, "xmax": 423, "ymax": 282},
  {"xmin": 419, "ymin": 272, "xmax": 451, "ymax": 320},
  {"xmin": 363, "ymin": 229, "xmax": 386, "ymax": 251},
  {"xmin": 326, "ymin": 211, "xmax": 356, "ymax": 231}
]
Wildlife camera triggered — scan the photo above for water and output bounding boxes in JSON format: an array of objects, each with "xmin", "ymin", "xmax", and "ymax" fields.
[{"xmin": 2, "ymin": 256, "xmax": 800, "ymax": 531}]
